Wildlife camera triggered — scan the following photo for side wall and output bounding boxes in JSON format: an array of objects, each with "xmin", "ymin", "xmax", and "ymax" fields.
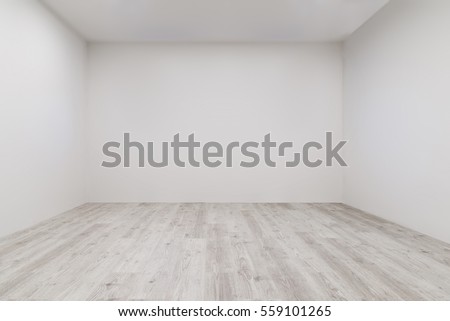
[
  {"xmin": 0, "ymin": 0, "xmax": 87, "ymax": 237},
  {"xmin": 344, "ymin": 0, "xmax": 450, "ymax": 243},
  {"xmin": 87, "ymin": 44, "xmax": 344, "ymax": 202}
]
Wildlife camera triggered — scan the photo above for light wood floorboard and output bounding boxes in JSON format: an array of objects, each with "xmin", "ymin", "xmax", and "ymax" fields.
[{"xmin": 0, "ymin": 203, "xmax": 449, "ymax": 300}]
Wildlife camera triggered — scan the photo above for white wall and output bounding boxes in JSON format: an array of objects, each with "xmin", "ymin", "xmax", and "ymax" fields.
[
  {"xmin": 87, "ymin": 44, "xmax": 344, "ymax": 202},
  {"xmin": 344, "ymin": 0, "xmax": 450, "ymax": 243},
  {"xmin": 0, "ymin": 0, "xmax": 86, "ymax": 237}
]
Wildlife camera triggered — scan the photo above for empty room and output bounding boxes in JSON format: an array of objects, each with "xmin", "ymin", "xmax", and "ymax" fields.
[{"xmin": 1, "ymin": 0, "xmax": 450, "ymax": 319}]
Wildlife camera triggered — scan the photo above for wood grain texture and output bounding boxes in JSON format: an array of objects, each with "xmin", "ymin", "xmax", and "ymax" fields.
[{"xmin": 0, "ymin": 203, "xmax": 449, "ymax": 301}]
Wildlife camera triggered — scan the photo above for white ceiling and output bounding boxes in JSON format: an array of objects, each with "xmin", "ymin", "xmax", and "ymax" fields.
[{"xmin": 42, "ymin": 0, "xmax": 389, "ymax": 42}]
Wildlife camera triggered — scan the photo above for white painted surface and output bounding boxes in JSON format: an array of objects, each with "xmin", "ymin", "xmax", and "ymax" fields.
[
  {"xmin": 344, "ymin": 0, "xmax": 450, "ymax": 243},
  {"xmin": 87, "ymin": 44, "xmax": 343, "ymax": 202},
  {"xmin": 0, "ymin": 0, "xmax": 86, "ymax": 237},
  {"xmin": 41, "ymin": 0, "xmax": 389, "ymax": 42}
]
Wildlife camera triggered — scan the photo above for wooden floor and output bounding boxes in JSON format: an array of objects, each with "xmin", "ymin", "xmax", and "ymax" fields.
[{"xmin": 0, "ymin": 203, "xmax": 449, "ymax": 301}]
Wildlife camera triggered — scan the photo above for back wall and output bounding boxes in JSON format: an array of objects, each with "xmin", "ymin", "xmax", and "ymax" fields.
[{"xmin": 87, "ymin": 44, "xmax": 343, "ymax": 202}]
